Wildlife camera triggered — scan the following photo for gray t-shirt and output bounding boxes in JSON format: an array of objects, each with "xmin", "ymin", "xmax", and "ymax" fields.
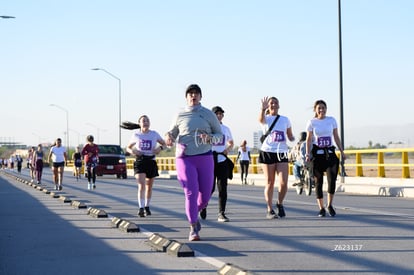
[{"xmin": 167, "ymin": 104, "xmax": 223, "ymax": 156}]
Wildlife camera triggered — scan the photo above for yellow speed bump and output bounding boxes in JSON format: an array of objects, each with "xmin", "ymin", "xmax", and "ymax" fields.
[
  {"xmin": 147, "ymin": 233, "xmax": 172, "ymax": 252},
  {"xmin": 87, "ymin": 207, "xmax": 108, "ymax": 218},
  {"xmin": 166, "ymin": 240, "xmax": 194, "ymax": 257}
]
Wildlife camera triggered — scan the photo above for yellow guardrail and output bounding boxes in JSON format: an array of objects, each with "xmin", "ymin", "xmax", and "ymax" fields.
[
  {"xmin": 123, "ymin": 148, "xmax": 414, "ymax": 179},
  {"xmin": 343, "ymin": 148, "xmax": 414, "ymax": 178},
  {"xmin": 65, "ymin": 148, "xmax": 413, "ymax": 179}
]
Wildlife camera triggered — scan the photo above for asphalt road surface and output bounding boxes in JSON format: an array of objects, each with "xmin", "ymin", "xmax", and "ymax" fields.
[{"xmin": 1, "ymin": 168, "xmax": 413, "ymax": 274}]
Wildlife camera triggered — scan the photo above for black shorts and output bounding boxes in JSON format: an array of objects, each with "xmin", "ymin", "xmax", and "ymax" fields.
[
  {"xmin": 258, "ymin": 151, "xmax": 289, "ymax": 164},
  {"xmin": 133, "ymin": 156, "xmax": 159, "ymax": 179},
  {"xmin": 52, "ymin": 162, "xmax": 65, "ymax": 168},
  {"xmin": 74, "ymin": 160, "xmax": 82, "ymax": 168}
]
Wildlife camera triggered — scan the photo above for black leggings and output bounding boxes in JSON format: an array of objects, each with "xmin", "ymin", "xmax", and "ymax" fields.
[
  {"xmin": 312, "ymin": 152, "xmax": 339, "ymax": 199},
  {"xmin": 239, "ymin": 160, "xmax": 249, "ymax": 180},
  {"xmin": 86, "ymin": 164, "xmax": 97, "ymax": 183},
  {"xmin": 212, "ymin": 160, "xmax": 230, "ymax": 214}
]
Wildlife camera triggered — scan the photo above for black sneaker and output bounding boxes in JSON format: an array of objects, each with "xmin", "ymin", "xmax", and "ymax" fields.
[
  {"xmin": 218, "ymin": 213, "xmax": 229, "ymax": 222},
  {"xmin": 327, "ymin": 205, "xmax": 336, "ymax": 217},
  {"xmin": 200, "ymin": 208, "xmax": 207, "ymax": 220},
  {"xmin": 266, "ymin": 209, "xmax": 277, "ymax": 219},
  {"xmin": 318, "ymin": 208, "xmax": 326, "ymax": 217},
  {"xmin": 276, "ymin": 203, "xmax": 286, "ymax": 218},
  {"xmin": 144, "ymin": 206, "xmax": 151, "ymax": 216},
  {"xmin": 138, "ymin": 208, "xmax": 145, "ymax": 217}
]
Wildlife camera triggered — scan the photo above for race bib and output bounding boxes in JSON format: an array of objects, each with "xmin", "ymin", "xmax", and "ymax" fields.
[
  {"xmin": 317, "ymin": 136, "xmax": 332, "ymax": 147},
  {"xmin": 212, "ymin": 134, "xmax": 225, "ymax": 146},
  {"xmin": 139, "ymin": 140, "xmax": 152, "ymax": 151},
  {"xmin": 271, "ymin": 130, "xmax": 285, "ymax": 142}
]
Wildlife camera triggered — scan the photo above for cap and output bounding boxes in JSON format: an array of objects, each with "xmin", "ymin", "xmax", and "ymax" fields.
[
  {"xmin": 212, "ymin": 106, "xmax": 225, "ymax": 114},
  {"xmin": 87, "ymin": 135, "xmax": 94, "ymax": 142},
  {"xmin": 185, "ymin": 84, "xmax": 202, "ymax": 97}
]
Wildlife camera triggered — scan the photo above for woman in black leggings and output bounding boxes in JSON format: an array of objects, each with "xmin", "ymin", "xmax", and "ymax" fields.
[
  {"xmin": 236, "ymin": 140, "xmax": 251, "ymax": 185},
  {"xmin": 305, "ymin": 100, "xmax": 346, "ymax": 217}
]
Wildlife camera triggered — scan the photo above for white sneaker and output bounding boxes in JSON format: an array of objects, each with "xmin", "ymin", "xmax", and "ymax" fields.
[{"xmin": 87, "ymin": 183, "xmax": 91, "ymax": 190}]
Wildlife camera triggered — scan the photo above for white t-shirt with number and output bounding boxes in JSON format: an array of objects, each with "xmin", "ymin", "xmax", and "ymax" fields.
[
  {"xmin": 306, "ymin": 116, "xmax": 338, "ymax": 148},
  {"xmin": 128, "ymin": 130, "xmax": 163, "ymax": 157},
  {"xmin": 260, "ymin": 115, "xmax": 291, "ymax": 153}
]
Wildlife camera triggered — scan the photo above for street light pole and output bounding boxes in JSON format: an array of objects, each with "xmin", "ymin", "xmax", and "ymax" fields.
[
  {"xmin": 338, "ymin": 0, "xmax": 345, "ymax": 182},
  {"xmin": 0, "ymin": 15, "xmax": 16, "ymax": 19},
  {"xmin": 91, "ymin": 68, "xmax": 122, "ymax": 146},
  {"xmin": 50, "ymin": 104, "xmax": 70, "ymax": 150}
]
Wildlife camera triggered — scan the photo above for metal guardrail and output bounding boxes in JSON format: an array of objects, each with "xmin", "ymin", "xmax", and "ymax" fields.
[
  {"xmin": 63, "ymin": 148, "xmax": 413, "ymax": 179},
  {"xmin": 122, "ymin": 148, "xmax": 414, "ymax": 179},
  {"xmin": 343, "ymin": 148, "xmax": 414, "ymax": 178}
]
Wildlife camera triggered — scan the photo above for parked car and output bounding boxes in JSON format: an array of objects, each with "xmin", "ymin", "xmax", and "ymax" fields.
[{"xmin": 92, "ymin": 144, "xmax": 127, "ymax": 179}]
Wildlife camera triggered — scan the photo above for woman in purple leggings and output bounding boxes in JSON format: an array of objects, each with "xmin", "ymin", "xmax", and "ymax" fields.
[{"xmin": 165, "ymin": 84, "xmax": 222, "ymax": 241}]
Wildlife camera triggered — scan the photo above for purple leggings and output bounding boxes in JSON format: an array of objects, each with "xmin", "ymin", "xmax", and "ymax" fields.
[
  {"xmin": 35, "ymin": 160, "xmax": 43, "ymax": 182},
  {"xmin": 176, "ymin": 154, "xmax": 214, "ymax": 224}
]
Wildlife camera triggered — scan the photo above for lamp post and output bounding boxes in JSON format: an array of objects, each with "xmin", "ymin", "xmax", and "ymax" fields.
[
  {"xmin": 91, "ymin": 68, "xmax": 121, "ymax": 146},
  {"xmin": 50, "ymin": 104, "xmax": 69, "ymax": 150},
  {"xmin": 338, "ymin": 0, "xmax": 345, "ymax": 182}
]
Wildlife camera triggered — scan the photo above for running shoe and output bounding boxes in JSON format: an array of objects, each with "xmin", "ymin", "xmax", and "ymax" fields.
[
  {"xmin": 327, "ymin": 205, "xmax": 336, "ymax": 217},
  {"xmin": 200, "ymin": 208, "xmax": 207, "ymax": 220},
  {"xmin": 87, "ymin": 183, "xmax": 91, "ymax": 190},
  {"xmin": 276, "ymin": 203, "xmax": 286, "ymax": 218},
  {"xmin": 138, "ymin": 208, "xmax": 145, "ymax": 217},
  {"xmin": 266, "ymin": 209, "xmax": 277, "ymax": 219},
  {"xmin": 189, "ymin": 223, "xmax": 200, "ymax": 241},
  {"xmin": 318, "ymin": 208, "xmax": 326, "ymax": 217},
  {"xmin": 218, "ymin": 213, "xmax": 229, "ymax": 222},
  {"xmin": 145, "ymin": 206, "xmax": 151, "ymax": 216},
  {"xmin": 58, "ymin": 185, "xmax": 62, "ymax": 191},
  {"xmin": 188, "ymin": 230, "xmax": 200, "ymax": 241},
  {"xmin": 93, "ymin": 184, "xmax": 96, "ymax": 189}
]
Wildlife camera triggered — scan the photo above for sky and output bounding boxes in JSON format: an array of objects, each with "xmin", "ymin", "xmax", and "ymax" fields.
[{"xmin": 1, "ymin": 0, "xmax": 413, "ymax": 150}]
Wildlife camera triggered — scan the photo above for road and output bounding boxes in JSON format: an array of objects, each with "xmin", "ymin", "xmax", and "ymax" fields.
[{"xmin": 1, "ymin": 168, "xmax": 414, "ymax": 274}]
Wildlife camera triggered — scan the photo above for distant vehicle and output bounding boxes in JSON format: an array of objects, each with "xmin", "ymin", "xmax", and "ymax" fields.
[{"xmin": 93, "ymin": 144, "xmax": 127, "ymax": 179}]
